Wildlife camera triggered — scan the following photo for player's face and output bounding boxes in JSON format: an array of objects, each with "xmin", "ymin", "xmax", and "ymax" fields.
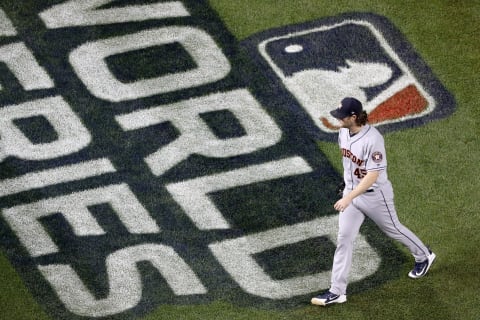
[{"xmin": 338, "ymin": 115, "xmax": 357, "ymax": 129}]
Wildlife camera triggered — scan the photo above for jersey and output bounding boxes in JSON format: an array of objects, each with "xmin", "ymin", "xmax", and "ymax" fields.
[{"xmin": 338, "ymin": 124, "xmax": 388, "ymax": 190}]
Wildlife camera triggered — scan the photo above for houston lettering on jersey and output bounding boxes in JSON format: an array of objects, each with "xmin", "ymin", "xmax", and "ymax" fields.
[{"xmin": 341, "ymin": 148, "xmax": 365, "ymax": 166}]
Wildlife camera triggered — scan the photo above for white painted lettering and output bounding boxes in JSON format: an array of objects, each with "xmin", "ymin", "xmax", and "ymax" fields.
[
  {"xmin": 0, "ymin": 158, "xmax": 116, "ymax": 197},
  {"xmin": 1, "ymin": 184, "xmax": 160, "ymax": 257},
  {"xmin": 38, "ymin": 243, "xmax": 206, "ymax": 317},
  {"xmin": 69, "ymin": 27, "xmax": 230, "ymax": 102},
  {"xmin": 40, "ymin": 0, "xmax": 189, "ymax": 28},
  {"xmin": 0, "ymin": 8, "xmax": 17, "ymax": 36},
  {"xmin": 116, "ymin": 89, "xmax": 282, "ymax": 175},
  {"xmin": 166, "ymin": 156, "xmax": 312, "ymax": 230},
  {"xmin": 209, "ymin": 216, "xmax": 380, "ymax": 299},
  {"xmin": 0, "ymin": 42, "xmax": 54, "ymax": 91},
  {"xmin": 0, "ymin": 96, "xmax": 91, "ymax": 161}
]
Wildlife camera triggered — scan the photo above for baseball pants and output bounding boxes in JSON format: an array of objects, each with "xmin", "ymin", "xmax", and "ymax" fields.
[{"xmin": 330, "ymin": 181, "xmax": 431, "ymax": 295}]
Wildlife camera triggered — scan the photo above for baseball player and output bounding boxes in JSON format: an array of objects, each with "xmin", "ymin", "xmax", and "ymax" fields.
[{"xmin": 311, "ymin": 97, "xmax": 436, "ymax": 306}]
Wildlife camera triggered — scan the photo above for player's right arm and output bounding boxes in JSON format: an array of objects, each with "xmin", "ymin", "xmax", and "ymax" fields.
[{"xmin": 333, "ymin": 170, "xmax": 379, "ymax": 211}]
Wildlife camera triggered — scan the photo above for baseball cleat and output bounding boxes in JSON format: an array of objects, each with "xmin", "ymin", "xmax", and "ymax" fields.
[
  {"xmin": 311, "ymin": 291, "xmax": 347, "ymax": 306},
  {"xmin": 408, "ymin": 251, "xmax": 436, "ymax": 279}
]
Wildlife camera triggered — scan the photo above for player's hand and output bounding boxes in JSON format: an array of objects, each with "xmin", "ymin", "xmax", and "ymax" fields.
[{"xmin": 334, "ymin": 197, "xmax": 352, "ymax": 212}]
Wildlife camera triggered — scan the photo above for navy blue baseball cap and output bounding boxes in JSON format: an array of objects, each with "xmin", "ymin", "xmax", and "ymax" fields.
[{"xmin": 330, "ymin": 97, "xmax": 363, "ymax": 119}]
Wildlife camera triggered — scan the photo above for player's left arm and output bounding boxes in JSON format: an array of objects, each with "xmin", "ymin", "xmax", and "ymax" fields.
[{"xmin": 334, "ymin": 170, "xmax": 380, "ymax": 211}]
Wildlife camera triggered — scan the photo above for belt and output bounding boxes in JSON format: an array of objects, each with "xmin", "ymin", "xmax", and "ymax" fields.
[{"xmin": 365, "ymin": 189, "xmax": 374, "ymax": 193}]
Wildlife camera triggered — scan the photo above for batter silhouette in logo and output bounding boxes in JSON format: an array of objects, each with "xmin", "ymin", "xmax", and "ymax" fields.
[
  {"xmin": 243, "ymin": 13, "xmax": 455, "ymax": 139},
  {"xmin": 282, "ymin": 58, "xmax": 393, "ymax": 129}
]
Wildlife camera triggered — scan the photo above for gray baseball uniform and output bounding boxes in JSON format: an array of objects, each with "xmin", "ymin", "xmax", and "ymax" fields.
[{"xmin": 329, "ymin": 124, "xmax": 431, "ymax": 296}]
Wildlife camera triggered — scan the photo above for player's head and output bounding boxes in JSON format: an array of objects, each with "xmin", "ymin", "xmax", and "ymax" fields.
[{"xmin": 330, "ymin": 97, "xmax": 368, "ymax": 126}]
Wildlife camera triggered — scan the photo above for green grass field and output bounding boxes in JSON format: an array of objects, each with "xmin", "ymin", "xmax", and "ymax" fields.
[{"xmin": 1, "ymin": 0, "xmax": 479, "ymax": 319}]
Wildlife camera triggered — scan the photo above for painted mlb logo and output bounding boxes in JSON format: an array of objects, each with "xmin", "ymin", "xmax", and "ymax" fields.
[{"xmin": 242, "ymin": 13, "xmax": 454, "ymax": 139}]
